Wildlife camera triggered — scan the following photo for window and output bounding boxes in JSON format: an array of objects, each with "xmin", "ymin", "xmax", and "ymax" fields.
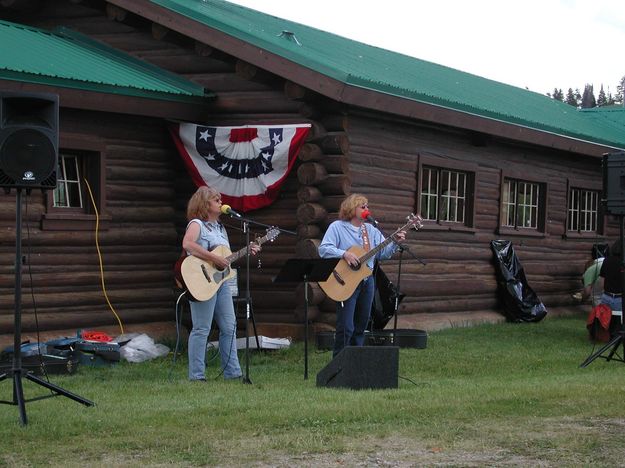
[
  {"xmin": 418, "ymin": 156, "xmax": 476, "ymax": 230},
  {"xmin": 567, "ymin": 187, "xmax": 600, "ymax": 233},
  {"xmin": 54, "ymin": 153, "xmax": 84, "ymax": 209},
  {"xmin": 502, "ymin": 179, "xmax": 541, "ymax": 229},
  {"xmin": 42, "ymin": 137, "xmax": 107, "ymax": 231}
]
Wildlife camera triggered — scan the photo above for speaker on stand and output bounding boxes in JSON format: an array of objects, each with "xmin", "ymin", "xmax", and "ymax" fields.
[{"xmin": 0, "ymin": 91, "xmax": 93, "ymax": 425}]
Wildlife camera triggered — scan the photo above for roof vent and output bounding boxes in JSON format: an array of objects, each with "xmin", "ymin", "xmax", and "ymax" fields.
[{"xmin": 277, "ymin": 30, "xmax": 301, "ymax": 46}]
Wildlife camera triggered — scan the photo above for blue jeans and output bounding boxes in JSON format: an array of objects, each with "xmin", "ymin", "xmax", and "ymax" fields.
[
  {"xmin": 333, "ymin": 277, "xmax": 375, "ymax": 357},
  {"xmin": 600, "ymin": 293, "xmax": 623, "ymax": 313},
  {"xmin": 188, "ymin": 283, "xmax": 241, "ymax": 380}
]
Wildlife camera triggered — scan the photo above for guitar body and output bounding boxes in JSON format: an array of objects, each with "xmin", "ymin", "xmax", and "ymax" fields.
[
  {"xmin": 179, "ymin": 245, "xmax": 236, "ymax": 301},
  {"xmin": 318, "ymin": 245, "xmax": 373, "ymax": 302}
]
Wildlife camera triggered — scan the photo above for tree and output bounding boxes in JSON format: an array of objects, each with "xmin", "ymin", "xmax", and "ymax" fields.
[
  {"xmin": 550, "ymin": 88, "xmax": 564, "ymax": 101},
  {"xmin": 565, "ymin": 88, "xmax": 578, "ymax": 107},
  {"xmin": 597, "ymin": 85, "xmax": 607, "ymax": 107},
  {"xmin": 581, "ymin": 84, "xmax": 596, "ymax": 108},
  {"xmin": 616, "ymin": 75, "xmax": 625, "ymax": 105}
]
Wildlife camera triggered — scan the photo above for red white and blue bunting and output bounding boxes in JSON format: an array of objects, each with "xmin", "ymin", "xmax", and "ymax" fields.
[{"xmin": 170, "ymin": 123, "xmax": 310, "ymax": 211}]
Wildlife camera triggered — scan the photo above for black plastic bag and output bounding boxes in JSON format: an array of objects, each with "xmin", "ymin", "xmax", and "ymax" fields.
[
  {"xmin": 370, "ymin": 264, "xmax": 406, "ymax": 330},
  {"xmin": 490, "ymin": 239, "xmax": 547, "ymax": 323}
]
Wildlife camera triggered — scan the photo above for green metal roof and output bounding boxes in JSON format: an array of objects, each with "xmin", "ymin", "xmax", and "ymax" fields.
[
  {"xmin": 0, "ymin": 19, "xmax": 211, "ymax": 102},
  {"xmin": 152, "ymin": 0, "xmax": 625, "ymax": 149}
]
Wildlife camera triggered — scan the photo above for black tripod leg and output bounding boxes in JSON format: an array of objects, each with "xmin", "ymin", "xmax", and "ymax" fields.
[
  {"xmin": 248, "ymin": 297, "xmax": 260, "ymax": 350},
  {"xmin": 24, "ymin": 373, "xmax": 94, "ymax": 406},
  {"xmin": 13, "ymin": 372, "xmax": 27, "ymax": 425},
  {"xmin": 580, "ymin": 333, "xmax": 624, "ymax": 367}
]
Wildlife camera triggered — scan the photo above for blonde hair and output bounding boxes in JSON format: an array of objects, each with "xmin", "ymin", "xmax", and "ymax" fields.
[
  {"xmin": 186, "ymin": 186, "xmax": 220, "ymax": 221},
  {"xmin": 338, "ymin": 193, "xmax": 368, "ymax": 221}
]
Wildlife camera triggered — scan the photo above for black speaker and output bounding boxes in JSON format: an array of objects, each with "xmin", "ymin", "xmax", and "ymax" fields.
[
  {"xmin": 0, "ymin": 91, "xmax": 58, "ymax": 190},
  {"xmin": 603, "ymin": 152, "xmax": 625, "ymax": 215},
  {"xmin": 316, "ymin": 346, "xmax": 399, "ymax": 390}
]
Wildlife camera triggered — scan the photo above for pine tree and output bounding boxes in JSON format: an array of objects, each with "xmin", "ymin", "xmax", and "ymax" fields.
[
  {"xmin": 551, "ymin": 88, "xmax": 564, "ymax": 101},
  {"xmin": 565, "ymin": 88, "xmax": 578, "ymax": 107},
  {"xmin": 597, "ymin": 85, "xmax": 608, "ymax": 107},
  {"xmin": 616, "ymin": 75, "xmax": 625, "ymax": 105},
  {"xmin": 581, "ymin": 84, "xmax": 596, "ymax": 108}
]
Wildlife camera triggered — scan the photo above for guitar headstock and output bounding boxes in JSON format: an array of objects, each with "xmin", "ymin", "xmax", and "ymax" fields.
[
  {"xmin": 405, "ymin": 213, "xmax": 423, "ymax": 231},
  {"xmin": 265, "ymin": 227, "xmax": 280, "ymax": 242}
]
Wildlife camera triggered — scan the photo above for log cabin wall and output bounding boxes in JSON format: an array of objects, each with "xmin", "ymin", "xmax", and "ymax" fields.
[
  {"xmin": 0, "ymin": 109, "xmax": 177, "ymax": 336},
  {"xmin": 1, "ymin": 0, "xmax": 616, "ymax": 339},
  {"xmin": 295, "ymin": 109, "xmax": 618, "ymax": 325},
  {"xmin": 0, "ymin": 0, "xmax": 325, "ymax": 336}
]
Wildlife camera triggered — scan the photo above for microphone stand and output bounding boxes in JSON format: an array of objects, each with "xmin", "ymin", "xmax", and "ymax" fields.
[
  {"xmin": 373, "ymin": 222, "xmax": 426, "ymax": 344},
  {"xmin": 224, "ymin": 212, "xmax": 296, "ymax": 384}
]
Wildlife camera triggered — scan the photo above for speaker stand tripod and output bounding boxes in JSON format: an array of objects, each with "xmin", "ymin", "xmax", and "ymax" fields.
[
  {"xmin": 0, "ymin": 188, "xmax": 94, "ymax": 425},
  {"xmin": 580, "ymin": 214, "xmax": 625, "ymax": 368}
]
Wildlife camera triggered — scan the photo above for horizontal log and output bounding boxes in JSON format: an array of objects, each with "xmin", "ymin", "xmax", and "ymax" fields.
[
  {"xmin": 297, "ymin": 162, "xmax": 328, "ymax": 185},
  {"xmin": 235, "ymin": 59, "xmax": 276, "ymax": 84},
  {"xmin": 320, "ymin": 114, "xmax": 348, "ymax": 132},
  {"xmin": 297, "ymin": 185, "xmax": 323, "ymax": 203},
  {"xmin": 284, "ymin": 81, "xmax": 309, "ymax": 100},
  {"xmin": 348, "ymin": 147, "xmax": 417, "ymax": 172},
  {"xmin": 315, "ymin": 175, "xmax": 351, "ymax": 195},
  {"xmin": 349, "ymin": 165, "xmax": 417, "ymax": 192},
  {"xmin": 212, "ymin": 91, "xmax": 301, "ymax": 114},
  {"xmin": 399, "ymin": 296, "xmax": 499, "ymax": 315},
  {"xmin": 311, "ymin": 132, "xmax": 349, "ymax": 155},
  {"xmin": 317, "ymin": 195, "xmax": 348, "ymax": 213},
  {"xmin": 110, "ymin": 205, "xmax": 175, "ymax": 222},
  {"xmin": 298, "ymin": 143, "xmax": 324, "ymax": 161},
  {"xmin": 320, "ymin": 154, "xmax": 348, "ymax": 174},
  {"xmin": 296, "ymin": 203, "xmax": 327, "ymax": 224},
  {"xmin": 107, "ymin": 165, "xmax": 175, "ymax": 182},
  {"xmin": 108, "ymin": 183, "xmax": 174, "ymax": 201},
  {"xmin": 0, "ymin": 308, "xmax": 173, "ymax": 334},
  {"xmin": 297, "ymin": 224, "xmax": 322, "ymax": 239}
]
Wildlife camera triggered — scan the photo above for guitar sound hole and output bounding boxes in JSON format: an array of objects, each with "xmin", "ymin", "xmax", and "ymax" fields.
[{"xmin": 349, "ymin": 261, "xmax": 361, "ymax": 272}]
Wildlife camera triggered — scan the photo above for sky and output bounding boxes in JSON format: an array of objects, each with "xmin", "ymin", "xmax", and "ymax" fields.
[{"xmin": 226, "ymin": 0, "xmax": 625, "ymax": 97}]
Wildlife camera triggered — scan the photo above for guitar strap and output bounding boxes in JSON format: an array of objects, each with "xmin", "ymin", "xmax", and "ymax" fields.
[{"xmin": 361, "ymin": 224, "xmax": 370, "ymax": 251}]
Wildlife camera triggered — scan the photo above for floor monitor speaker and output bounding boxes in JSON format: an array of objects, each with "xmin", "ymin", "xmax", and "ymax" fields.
[{"xmin": 316, "ymin": 346, "xmax": 399, "ymax": 390}]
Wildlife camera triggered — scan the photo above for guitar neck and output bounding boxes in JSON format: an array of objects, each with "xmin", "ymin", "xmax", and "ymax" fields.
[
  {"xmin": 358, "ymin": 217, "xmax": 419, "ymax": 264},
  {"xmin": 226, "ymin": 232, "xmax": 273, "ymax": 264},
  {"xmin": 359, "ymin": 232, "xmax": 396, "ymax": 264}
]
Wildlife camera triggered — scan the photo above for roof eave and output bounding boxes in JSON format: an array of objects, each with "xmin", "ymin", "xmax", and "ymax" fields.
[
  {"xmin": 0, "ymin": 78, "xmax": 213, "ymax": 121},
  {"xmin": 107, "ymin": 0, "xmax": 622, "ymax": 156}
]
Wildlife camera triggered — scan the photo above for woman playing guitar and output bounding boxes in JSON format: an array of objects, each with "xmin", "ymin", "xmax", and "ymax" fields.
[
  {"xmin": 318, "ymin": 194, "xmax": 407, "ymax": 357},
  {"xmin": 182, "ymin": 186, "xmax": 260, "ymax": 382}
]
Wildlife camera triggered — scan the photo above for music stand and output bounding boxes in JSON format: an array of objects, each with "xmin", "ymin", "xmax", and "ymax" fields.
[{"xmin": 274, "ymin": 258, "xmax": 338, "ymax": 379}]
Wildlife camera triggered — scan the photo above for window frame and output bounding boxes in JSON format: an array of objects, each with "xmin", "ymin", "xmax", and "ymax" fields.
[
  {"xmin": 42, "ymin": 134, "xmax": 109, "ymax": 231},
  {"xmin": 564, "ymin": 177, "xmax": 604, "ymax": 238},
  {"xmin": 416, "ymin": 153, "xmax": 477, "ymax": 232},
  {"xmin": 497, "ymin": 169, "xmax": 548, "ymax": 238}
]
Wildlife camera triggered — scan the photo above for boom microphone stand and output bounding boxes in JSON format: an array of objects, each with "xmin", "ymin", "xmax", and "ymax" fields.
[
  {"xmin": 580, "ymin": 214, "xmax": 625, "ymax": 368},
  {"xmin": 224, "ymin": 208, "xmax": 295, "ymax": 383},
  {"xmin": 0, "ymin": 188, "xmax": 94, "ymax": 425}
]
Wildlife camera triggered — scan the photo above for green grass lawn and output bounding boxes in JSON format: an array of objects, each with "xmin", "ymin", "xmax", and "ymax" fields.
[{"xmin": 1, "ymin": 315, "xmax": 625, "ymax": 467}]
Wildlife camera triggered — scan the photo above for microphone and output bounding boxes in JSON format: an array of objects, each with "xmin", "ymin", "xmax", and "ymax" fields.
[
  {"xmin": 360, "ymin": 209, "xmax": 378, "ymax": 226},
  {"xmin": 220, "ymin": 204, "xmax": 242, "ymax": 218}
]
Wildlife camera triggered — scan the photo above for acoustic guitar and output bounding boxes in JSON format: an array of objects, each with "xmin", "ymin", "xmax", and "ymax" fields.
[
  {"xmin": 177, "ymin": 227, "xmax": 279, "ymax": 301},
  {"xmin": 318, "ymin": 214, "xmax": 422, "ymax": 302}
]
